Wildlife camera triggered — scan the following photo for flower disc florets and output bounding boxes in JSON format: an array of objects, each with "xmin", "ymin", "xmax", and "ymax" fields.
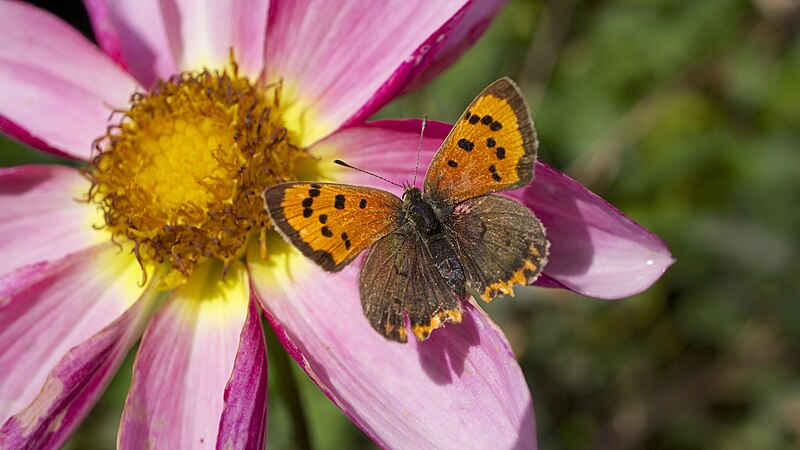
[{"xmin": 86, "ymin": 63, "xmax": 306, "ymax": 285}]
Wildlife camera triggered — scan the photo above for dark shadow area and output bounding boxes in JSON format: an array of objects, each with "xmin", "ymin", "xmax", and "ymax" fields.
[{"xmin": 417, "ymin": 300, "xmax": 481, "ymax": 384}]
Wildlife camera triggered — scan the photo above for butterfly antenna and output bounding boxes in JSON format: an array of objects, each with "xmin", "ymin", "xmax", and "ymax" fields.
[
  {"xmin": 412, "ymin": 115, "xmax": 427, "ymax": 188},
  {"xmin": 333, "ymin": 160, "xmax": 403, "ymax": 189}
]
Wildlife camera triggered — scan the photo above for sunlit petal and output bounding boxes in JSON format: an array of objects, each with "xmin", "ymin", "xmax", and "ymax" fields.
[
  {"xmin": 0, "ymin": 244, "xmax": 151, "ymax": 448},
  {"xmin": 118, "ymin": 261, "xmax": 252, "ymax": 448},
  {"xmin": 0, "ymin": 165, "xmax": 104, "ymax": 277},
  {"xmin": 264, "ymin": 0, "xmax": 471, "ymax": 146},
  {"xmin": 83, "ymin": 0, "xmax": 178, "ymax": 87},
  {"xmin": 0, "ymin": 2, "xmax": 139, "ymax": 160},
  {"xmin": 160, "ymin": 0, "xmax": 269, "ymax": 77}
]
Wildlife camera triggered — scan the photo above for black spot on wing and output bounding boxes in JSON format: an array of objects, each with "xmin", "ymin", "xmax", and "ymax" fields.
[
  {"xmin": 340, "ymin": 232, "xmax": 352, "ymax": 249},
  {"xmin": 334, "ymin": 194, "xmax": 345, "ymax": 209},
  {"xmin": 457, "ymin": 138, "xmax": 474, "ymax": 152},
  {"xmin": 489, "ymin": 165, "xmax": 502, "ymax": 182},
  {"xmin": 302, "ymin": 198, "xmax": 313, "ymax": 207},
  {"xmin": 447, "ymin": 160, "xmax": 458, "ymax": 168},
  {"xmin": 359, "ymin": 199, "xmax": 367, "ymax": 209},
  {"xmin": 321, "ymin": 226, "xmax": 333, "ymax": 237},
  {"xmin": 318, "ymin": 214, "xmax": 327, "ymax": 224},
  {"xmin": 303, "ymin": 208, "xmax": 313, "ymax": 218}
]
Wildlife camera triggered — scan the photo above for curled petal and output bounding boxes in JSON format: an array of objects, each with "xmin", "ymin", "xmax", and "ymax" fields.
[
  {"xmin": 0, "ymin": 2, "xmax": 139, "ymax": 160},
  {"xmin": 403, "ymin": 0, "xmax": 508, "ymax": 92},
  {"xmin": 0, "ymin": 244, "xmax": 152, "ymax": 448},
  {"xmin": 507, "ymin": 162, "xmax": 674, "ymax": 298},
  {"xmin": 264, "ymin": 0, "xmax": 473, "ymax": 146},
  {"xmin": 216, "ymin": 296, "xmax": 269, "ymax": 450},
  {"xmin": 160, "ymin": 0, "xmax": 269, "ymax": 77},
  {"xmin": 0, "ymin": 165, "xmax": 103, "ymax": 277},
  {"xmin": 118, "ymin": 261, "xmax": 253, "ymax": 448},
  {"xmin": 83, "ymin": 0, "xmax": 179, "ymax": 88},
  {"xmin": 248, "ymin": 238, "xmax": 536, "ymax": 449}
]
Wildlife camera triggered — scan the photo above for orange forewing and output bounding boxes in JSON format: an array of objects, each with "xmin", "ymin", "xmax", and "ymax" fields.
[
  {"xmin": 424, "ymin": 78, "xmax": 537, "ymax": 204},
  {"xmin": 263, "ymin": 182, "xmax": 403, "ymax": 271}
]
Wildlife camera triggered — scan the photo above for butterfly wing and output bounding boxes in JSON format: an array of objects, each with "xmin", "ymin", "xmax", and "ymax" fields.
[
  {"xmin": 359, "ymin": 223, "xmax": 462, "ymax": 343},
  {"xmin": 424, "ymin": 77, "xmax": 537, "ymax": 204},
  {"xmin": 442, "ymin": 194, "xmax": 549, "ymax": 302},
  {"xmin": 264, "ymin": 182, "xmax": 403, "ymax": 272}
]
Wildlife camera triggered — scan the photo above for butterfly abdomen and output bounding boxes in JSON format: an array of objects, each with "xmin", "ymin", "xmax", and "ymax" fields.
[{"xmin": 427, "ymin": 234, "xmax": 465, "ymax": 297}]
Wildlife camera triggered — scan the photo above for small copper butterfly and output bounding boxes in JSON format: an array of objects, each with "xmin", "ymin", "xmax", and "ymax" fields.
[{"xmin": 263, "ymin": 78, "xmax": 549, "ymax": 342}]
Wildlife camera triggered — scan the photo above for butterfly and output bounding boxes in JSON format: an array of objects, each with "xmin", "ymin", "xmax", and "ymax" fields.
[{"xmin": 263, "ymin": 77, "xmax": 549, "ymax": 343}]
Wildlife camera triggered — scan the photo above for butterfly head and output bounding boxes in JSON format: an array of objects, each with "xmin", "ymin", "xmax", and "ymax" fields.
[{"xmin": 401, "ymin": 185, "xmax": 423, "ymax": 202}]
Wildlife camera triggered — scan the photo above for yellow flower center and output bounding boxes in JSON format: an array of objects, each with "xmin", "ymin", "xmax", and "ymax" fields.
[{"xmin": 85, "ymin": 62, "xmax": 308, "ymax": 286}]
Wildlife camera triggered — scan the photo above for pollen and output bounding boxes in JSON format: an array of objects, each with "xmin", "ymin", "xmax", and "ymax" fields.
[{"xmin": 85, "ymin": 61, "xmax": 308, "ymax": 286}]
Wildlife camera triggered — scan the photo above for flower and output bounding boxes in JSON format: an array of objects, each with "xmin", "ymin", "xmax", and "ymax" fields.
[{"xmin": 0, "ymin": 1, "xmax": 673, "ymax": 449}]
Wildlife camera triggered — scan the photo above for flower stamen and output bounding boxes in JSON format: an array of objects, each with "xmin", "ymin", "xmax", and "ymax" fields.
[{"xmin": 85, "ymin": 63, "xmax": 307, "ymax": 287}]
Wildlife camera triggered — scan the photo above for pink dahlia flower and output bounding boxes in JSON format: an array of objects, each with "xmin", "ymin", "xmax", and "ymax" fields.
[{"xmin": 0, "ymin": 1, "xmax": 673, "ymax": 449}]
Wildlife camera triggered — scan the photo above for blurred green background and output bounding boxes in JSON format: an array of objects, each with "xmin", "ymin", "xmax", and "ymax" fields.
[{"xmin": 3, "ymin": 0, "xmax": 799, "ymax": 449}]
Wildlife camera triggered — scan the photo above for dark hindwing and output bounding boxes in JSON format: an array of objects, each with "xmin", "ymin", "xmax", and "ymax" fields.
[
  {"xmin": 358, "ymin": 224, "xmax": 462, "ymax": 342},
  {"xmin": 443, "ymin": 194, "xmax": 549, "ymax": 302}
]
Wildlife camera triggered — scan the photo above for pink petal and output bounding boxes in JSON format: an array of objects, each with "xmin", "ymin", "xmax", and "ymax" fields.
[
  {"xmin": 0, "ymin": 307, "xmax": 147, "ymax": 449},
  {"xmin": 264, "ymin": 0, "xmax": 474, "ymax": 146},
  {"xmin": 118, "ymin": 261, "xmax": 254, "ymax": 448},
  {"xmin": 216, "ymin": 296, "xmax": 269, "ymax": 450},
  {"xmin": 313, "ymin": 120, "xmax": 673, "ymax": 298},
  {"xmin": 160, "ymin": 0, "xmax": 269, "ymax": 77},
  {"xmin": 306, "ymin": 120, "xmax": 447, "ymax": 197},
  {"xmin": 0, "ymin": 115, "xmax": 67, "ymax": 159},
  {"xmin": 0, "ymin": 243, "xmax": 150, "ymax": 447},
  {"xmin": 508, "ymin": 162, "xmax": 674, "ymax": 298},
  {"xmin": 0, "ymin": 2, "xmax": 140, "ymax": 161},
  {"xmin": 248, "ymin": 239, "xmax": 536, "ymax": 449},
  {"xmin": 402, "ymin": 0, "xmax": 507, "ymax": 92},
  {"xmin": 83, "ymin": 0, "xmax": 179, "ymax": 88},
  {"xmin": 0, "ymin": 293, "xmax": 155, "ymax": 449},
  {"xmin": 0, "ymin": 165, "xmax": 103, "ymax": 277}
]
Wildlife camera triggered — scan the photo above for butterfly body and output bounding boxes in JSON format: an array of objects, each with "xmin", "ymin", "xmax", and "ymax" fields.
[
  {"xmin": 398, "ymin": 186, "xmax": 465, "ymax": 297},
  {"xmin": 264, "ymin": 77, "xmax": 549, "ymax": 342}
]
